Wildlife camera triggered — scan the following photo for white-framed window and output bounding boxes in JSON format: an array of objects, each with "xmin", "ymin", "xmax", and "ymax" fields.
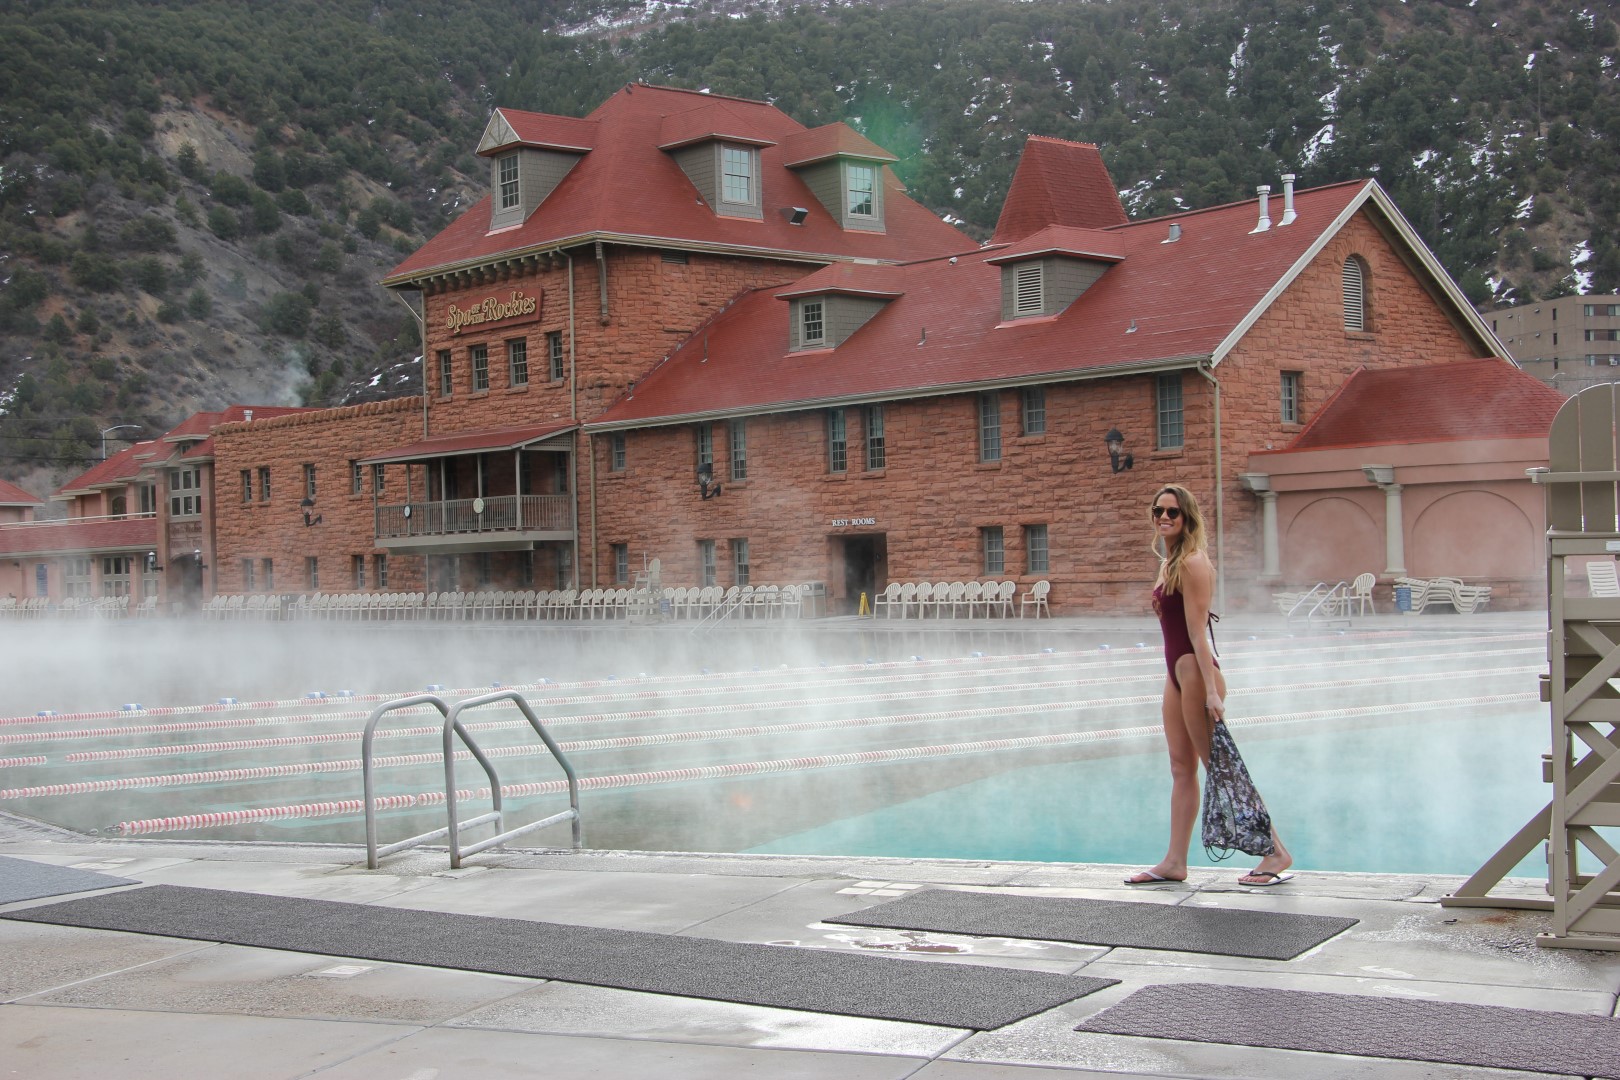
[
  {"xmin": 240, "ymin": 469, "xmax": 253, "ymax": 503},
  {"xmin": 981, "ymin": 526, "xmax": 1005, "ymax": 575},
  {"xmin": 548, "ymin": 331, "xmax": 564, "ymax": 380},
  {"xmin": 351, "ymin": 459, "xmax": 363, "ymax": 495},
  {"xmin": 978, "ymin": 392, "xmax": 1002, "ymax": 463},
  {"xmin": 612, "ymin": 543, "xmax": 629, "ymax": 585},
  {"xmin": 553, "ymin": 455, "xmax": 570, "ymax": 494},
  {"xmin": 556, "ymin": 544, "xmax": 573, "ymax": 590},
  {"xmin": 610, "ymin": 433, "xmax": 626, "ymax": 472},
  {"xmin": 373, "ymin": 554, "xmax": 387, "ymax": 589},
  {"xmin": 305, "ymin": 556, "xmax": 319, "ymax": 590},
  {"xmin": 241, "ymin": 559, "xmax": 256, "ymax": 593},
  {"xmin": 847, "ymin": 163, "xmax": 875, "ymax": 217},
  {"xmin": 1024, "ymin": 524, "xmax": 1049, "ymax": 574},
  {"xmin": 352, "ymin": 554, "xmax": 366, "ymax": 590},
  {"xmin": 729, "ymin": 420, "xmax": 747, "ymax": 482},
  {"xmin": 801, "ymin": 299, "xmax": 825, "ymax": 347},
  {"xmin": 303, "ymin": 464, "xmax": 317, "ymax": 499},
  {"xmin": 732, "ymin": 537, "xmax": 750, "ymax": 586},
  {"xmin": 1157, "ymin": 373, "xmax": 1185, "ymax": 449},
  {"xmin": 168, "ymin": 468, "xmax": 202, "ymax": 518},
  {"xmin": 720, "ymin": 144, "xmax": 755, "ymax": 205},
  {"xmin": 1585, "ymin": 304, "xmax": 1620, "ymax": 317},
  {"xmin": 138, "ymin": 483, "xmax": 157, "ymax": 514},
  {"xmin": 101, "ymin": 556, "xmax": 132, "ymax": 597},
  {"xmin": 695, "ymin": 424, "xmax": 713, "ymax": 473},
  {"xmin": 1281, "ymin": 371, "xmax": 1302, "ymax": 424},
  {"xmin": 864, "ymin": 404, "xmax": 886, "ymax": 469},
  {"xmin": 698, "ymin": 539, "xmax": 717, "ymax": 588},
  {"xmin": 508, "ymin": 339, "xmax": 528, "ymax": 386},
  {"xmin": 257, "ymin": 467, "xmax": 270, "ymax": 503},
  {"xmin": 498, "ymin": 153, "xmax": 520, "ymax": 210},
  {"xmin": 64, "ymin": 557, "xmax": 92, "ymax": 599},
  {"xmin": 1014, "ymin": 263, "xmax": 1043, "ymax": 316},
  {"xmin": 1342, "ymin": 256, "xmax": 1367, "ymax": 331},
  {"xmin": 1020, "ymin": 386, "xmax": 1046, "ymax": 435},
  {"xmin": 827, "ymin": 409, "xmax": 847, "ymax": 473},
  {"xmin": 471, "ymin": 343, "xmax": 489, "ymax": 391},
  {"xmin": 438, "ymin": 350, "xmax": 453, "ymax": 396},
  {"xmin": 373, "ymin": 464, "xmax": 385, "ymax": 493}
]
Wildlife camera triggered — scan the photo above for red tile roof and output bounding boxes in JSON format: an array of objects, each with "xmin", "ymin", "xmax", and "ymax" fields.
[
  {"xmin": 990, "ymin": 136, "xmax": 1129, "ymax": 245},
  {"xmin": 591, "ymin": 180, "xmax": 1416, "ymax": 427},
  {"xmin": 163, "ymin": 405, "xmax": 310, "ymax": 441},
  {"xmin": 484, "ymin": 109, "xmax": 599, "ymax": 154},
  {"xmin": 0, "ymin": 478, "xmax": 41, "ymax": 506},
  {"xmin": 774, "ymin": 263, "xmax": 907, "ymax": 300},
  {"xmin": 362, "ymin": 420, "xmax": 577, "ymax": 464},
  {"xmin": 984, "ymin": 225, "xmax": 1126, "ymax": 265},
  {"xmin": 657, "ymin": 100, "xmax": 778, "ymax": 150},
  {"xmin": 1263, "ymin": 358, "xmax": 1564, "ymax": 452},
  {"xmin": 53, "ymin": 440, "xmax": 159, "ymax": 497},
  {"xmin": 779, "ymin": 124, "xmax": 898, "ymax": 167},
  {"xmin": 385, "ymin": 84, "xmax": 973, "ymax": 285},
  {"xmin": 0, "ymin": 515, "xmax": 157, "ymax": 558}
]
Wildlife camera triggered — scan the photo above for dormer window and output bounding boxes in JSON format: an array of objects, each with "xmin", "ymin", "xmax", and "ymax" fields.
[
  {"xmin": 497, "ymin": 154, "xmax": 520, "ymax": 211},
  {"xmin": 989, "ymin": 228, "xmax": 1124, "ymax": 321},
  {"xmin": 847, "ymin": 163, "xmax": 875, "ymax": 218},
  {"xmin": 800, "ymin": 300, "xmax": 825, "ymax": 347},
  {"xmin": 721, "ymin": 145, "xmax": 756, "ymax": 205}
]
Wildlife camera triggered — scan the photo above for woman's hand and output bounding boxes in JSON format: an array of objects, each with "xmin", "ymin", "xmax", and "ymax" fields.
[{"xmin": 1205, "ymin": 690, "xmax": 1225, "ymax": 722}]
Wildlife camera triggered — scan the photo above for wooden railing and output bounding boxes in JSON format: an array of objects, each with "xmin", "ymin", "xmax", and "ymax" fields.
[{"xmin": 374, "ymin": 495, "xmax": 570, "ymax": 539}]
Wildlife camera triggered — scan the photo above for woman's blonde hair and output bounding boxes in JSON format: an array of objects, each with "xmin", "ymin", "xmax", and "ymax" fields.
[{"xmin": 1151, "ymin": 483, "xmax": 1208, "ymax": 595}]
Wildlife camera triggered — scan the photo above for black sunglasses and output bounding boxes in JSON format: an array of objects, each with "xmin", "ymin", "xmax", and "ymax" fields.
[{"xmin": 1151, "ymin": 505, "xmax": 1183, "ymax": 521}]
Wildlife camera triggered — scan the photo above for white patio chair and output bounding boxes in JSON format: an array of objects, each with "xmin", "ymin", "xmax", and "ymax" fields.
[
  {"xmin": 896, "ymin": 581, "xmax": 917, "ymax": 619},
  {"xmin": 990, "ymin": 579, "xmax": 1016, "ymax": 617},
  {"xmin": 913, "ymin": 581, "xmax": 934, "ymax": 618},
  {"xmin": 1019, "ymin": 579, "xmax": 1050, "ymax": 618},
  {"xmin": 779, "ymin": 583, "xmax": 802, "ymax": 619},
  {"xmin": 962, "ymin": 581, "xmax": 984, "ymax": 618},
  {"xmin": 872, "ymin": 581, "xmax": 902, "ymax": 618},
  {"xmin": 1350, "ymin": 572, "xmax": 1376, "ymax": 615}
]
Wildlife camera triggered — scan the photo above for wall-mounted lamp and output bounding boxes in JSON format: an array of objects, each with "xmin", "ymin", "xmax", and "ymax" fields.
[
  {"xmin": 697, "ymin": 462, "xmax": 722, "ymax": 500},
  {"xmin": 782, "ymin": 206, "xmax": 809, "ymax": 225},
  {"xmin": 1104, "ymin": 428, "xmax": 1134, "ymax": 473},
  {"xmin": 300, "ymin": 496, "xmax": 322, "ymax": 526}
]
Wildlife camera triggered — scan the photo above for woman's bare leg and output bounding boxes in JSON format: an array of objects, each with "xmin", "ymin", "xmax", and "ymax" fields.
[
  {"xmin": 1125, "ymin": 675, "xmax": 1199, "ymax": 883},
  {"xmin": 1175, "ymin": 655, "xmax": 1295, "ymax": 883}
]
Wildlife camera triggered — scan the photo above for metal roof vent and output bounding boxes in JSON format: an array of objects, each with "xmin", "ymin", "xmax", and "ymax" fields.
[
  {"xmin": 1162, "ymin": 223, "xmax": 1182, "ymax": 244},
  {"xmin": 1279, "ymin": 174, "xmax": 1297, "ymax": 226},
  {"xmin": 1251, "ymin": 185, "xmax": 1272, "ymax": 233}
]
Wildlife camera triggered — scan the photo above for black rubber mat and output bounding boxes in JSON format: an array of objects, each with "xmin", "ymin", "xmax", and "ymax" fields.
[
  {"xmin": 827, "ymin": 889, "xmax": 1356, "ymax": 960},
  {"xmin": 1076, "ymin": 983, "xmax": 1620, "ymax": 1078},
  {"xmin": 1, "ymin": 884, "xmax": 1115, "ymax": 1029},
  {"xmin": 0, "ymin": 855, "xmax": 135, "ymax": 906}
]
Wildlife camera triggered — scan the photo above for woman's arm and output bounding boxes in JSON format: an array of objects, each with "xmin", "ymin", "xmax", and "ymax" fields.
[{"xmin": 1181, "ymin": 552, "xmax": 1223, "ymax": 719}]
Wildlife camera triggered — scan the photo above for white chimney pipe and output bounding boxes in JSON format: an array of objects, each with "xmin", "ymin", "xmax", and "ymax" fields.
[
  {"xmin": 1279, "ymin": 174, "xmax": 1297, "ymax": 226},
  {"xmin": 1251, "ymin": 185, "xmax": 1272, "ymax": 233},
  {"xmin": 1163, "ymin": 222, "xmax": 1182, "ymax": 244}
]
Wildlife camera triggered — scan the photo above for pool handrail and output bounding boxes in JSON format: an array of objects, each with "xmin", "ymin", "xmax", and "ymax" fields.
[
  {"xmin": 442, "ymin": 689, "xmax": 583, "ymax": 868},
  {"xmin": 361, "ymin": 693, "xmax": 451, "ymax": 869}
]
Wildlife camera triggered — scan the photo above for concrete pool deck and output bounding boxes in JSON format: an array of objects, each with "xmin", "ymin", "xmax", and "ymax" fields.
[{"xmin": 6, "ymin": 608, "xmax": 1614, "ymax": 1078}]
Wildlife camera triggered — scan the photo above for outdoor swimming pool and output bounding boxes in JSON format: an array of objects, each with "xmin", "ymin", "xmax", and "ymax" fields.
[{"xmin": 0, "ymin": 621, "xmax": 1547, "ymax": 879}]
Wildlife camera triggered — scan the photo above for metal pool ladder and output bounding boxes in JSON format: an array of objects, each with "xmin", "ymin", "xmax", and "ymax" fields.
[{"xmin": 361, "ymin": 690, "xmax": 583, "ymax": 869}]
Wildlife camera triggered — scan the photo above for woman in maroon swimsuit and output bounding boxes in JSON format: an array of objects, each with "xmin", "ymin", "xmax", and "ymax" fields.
[{"xmin": 1124, "ymin": 484, "xmax": 1293, "ymax": 887}]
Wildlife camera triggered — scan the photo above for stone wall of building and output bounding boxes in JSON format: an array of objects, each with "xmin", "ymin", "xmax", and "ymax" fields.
[{"xmin": 212, "ymin": 398, "xmax": 425, "ymax": 594}]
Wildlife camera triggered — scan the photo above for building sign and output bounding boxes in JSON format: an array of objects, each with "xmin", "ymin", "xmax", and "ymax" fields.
[
  {"xmin": 445, "ymin": 288, "xmax": 543, "ymax": 335},
  {"xmin": 830, "ymin": 517, "xmax": 876, "ymax": 527}
]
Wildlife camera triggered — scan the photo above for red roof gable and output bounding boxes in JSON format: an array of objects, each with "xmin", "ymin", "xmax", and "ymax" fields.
[
  {"xmin": 0, "ymin": 478, "xmax": 41, "ymax": 506},
  {"xmin": 775, "ymin": 263, "xmax": 907, "ymax": 300},
  {"xmin": 779, "ymin": 124, "xmax": 898, "ymax": 167},
  {"xmin": 53, "ymin": 440, "xmax": 158, "ymax": 497},
  {"xmin": 385, "ymin": 84, "xmax": 973, "ymax": 284},
  {"xmin": 991, "ymin": 136, "xmax": 1129, "ymax": 245},
  {"xmin": 0, "ymin": 515, "xmax": 156, "ymax": 558},
  {"xmin": 591, "ymin": 180, "xmax": 1383, "ymax": 427},
  {"xmin": 1264, "ymin": 358, "xmax": 1563, "ymax": 452},
  {"xmin": 984, "ymin": 225, "xmax": 1126, "ymax": 265},
  {"xmin": 484, "ymin": 109, "xmax": 599, "ymax": 154}
]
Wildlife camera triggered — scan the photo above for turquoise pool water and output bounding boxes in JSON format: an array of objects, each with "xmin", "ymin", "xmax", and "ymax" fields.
[{"xmin": 749, "ymin": 707, "xmax": 1550, "ymax": 877}]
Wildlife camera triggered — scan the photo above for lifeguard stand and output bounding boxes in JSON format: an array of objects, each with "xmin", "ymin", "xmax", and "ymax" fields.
[{"xmin": 1440, "ymin": 382, "xmax": 1620, "ymax": 950}]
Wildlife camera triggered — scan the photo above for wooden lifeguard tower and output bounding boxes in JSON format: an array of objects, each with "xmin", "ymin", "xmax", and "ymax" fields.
[{"xmin": 1441, "ymin": 382, "xmax": 1620, "ymax": 950}]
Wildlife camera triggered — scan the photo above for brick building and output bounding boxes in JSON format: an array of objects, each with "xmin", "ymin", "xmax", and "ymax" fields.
[{"xmin": 196, "ymin": 83, "xmax": 1532, "ymax": 614}]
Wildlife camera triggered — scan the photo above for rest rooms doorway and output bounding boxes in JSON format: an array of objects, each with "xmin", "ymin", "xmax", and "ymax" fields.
[{"xmin": 836, "ymin": 533, "xmax": 887, "ymax": 615}]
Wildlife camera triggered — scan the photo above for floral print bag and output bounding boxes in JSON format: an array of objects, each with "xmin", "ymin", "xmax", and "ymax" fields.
[{"xmin": 1201, "ymin": 717, "xmax": 1276, "ymax": 861}]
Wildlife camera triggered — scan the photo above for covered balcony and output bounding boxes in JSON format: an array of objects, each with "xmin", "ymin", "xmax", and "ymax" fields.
[{"xmin": 362, "ymin": 422, "xmax": 578, "ymax": 555}]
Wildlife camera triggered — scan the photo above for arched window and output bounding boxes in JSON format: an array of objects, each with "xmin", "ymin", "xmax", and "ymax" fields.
[{"xmin": 1342, "ymin": 256, "xmax": 1368, "ymax": 331}]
